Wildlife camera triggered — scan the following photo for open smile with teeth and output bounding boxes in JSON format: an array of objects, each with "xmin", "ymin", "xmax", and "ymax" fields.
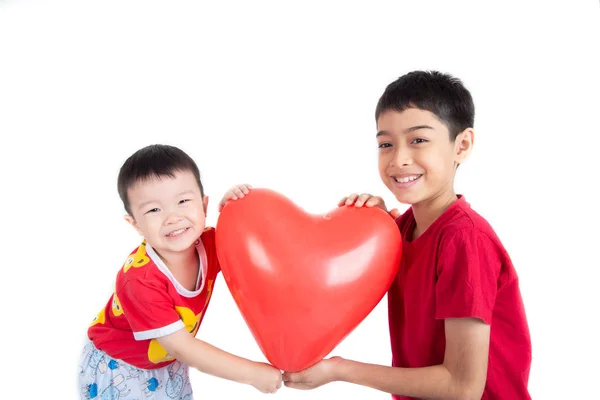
[
  {"xmin": 166, "ymin": 227, "xmax": 189, "ymax": 237},
  {"xmin": 394, "ymin": 175, "xmax": 422, "ymax": 183}
]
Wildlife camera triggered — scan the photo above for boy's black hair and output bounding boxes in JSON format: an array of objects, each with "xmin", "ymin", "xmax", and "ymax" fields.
[
  {"xmin": 375, "ymin": 70, "xmax": 475, "ymax": 140},
  {"xmin": 117, "ymin": 144, "xmax": 204, "ymax": 215}
]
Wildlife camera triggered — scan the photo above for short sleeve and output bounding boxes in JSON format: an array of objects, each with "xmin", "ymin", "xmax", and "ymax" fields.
[
  {"xmin": 435, "ymin": 228, "xmax": 501, "ymax": 325},
  {"xmin": 117, "ymin": 278, "xmax": 184, "ymax": 340}
]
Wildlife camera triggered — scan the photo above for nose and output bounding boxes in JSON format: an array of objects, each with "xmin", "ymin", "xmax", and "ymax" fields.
[
  {"xmin": 164, "ymin": 211, "xmax": 184, "ymax": 225},
  {"xmin": 390, "ymin": 147, "xmax": 412, "ymax": 168}
]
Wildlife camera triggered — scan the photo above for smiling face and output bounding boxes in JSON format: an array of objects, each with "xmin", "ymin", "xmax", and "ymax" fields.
[
  {"xmin": 125, "ymin": 170, "xmax": 208, "ymax": 256},
  {"xmin": 377, "ymin": 108, "xmax": 473, "ymax": 206}
]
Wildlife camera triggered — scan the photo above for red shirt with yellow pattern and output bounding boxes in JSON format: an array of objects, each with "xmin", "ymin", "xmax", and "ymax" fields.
[{"xmin": 88, "ymin": 228, "xmax": 220, "ymax": 370}]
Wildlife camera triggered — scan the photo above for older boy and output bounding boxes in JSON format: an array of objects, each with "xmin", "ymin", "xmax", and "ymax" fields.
[{"xmin": 283, "ymin": 71, "xmax": 532, "ymax": 399}]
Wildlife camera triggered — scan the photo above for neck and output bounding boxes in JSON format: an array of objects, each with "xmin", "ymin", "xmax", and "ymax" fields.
[
  {"xmin": 156, "ymin": 246, "xmax": 198, "ymax": 272},
  {"xmin": 411, "ymin": 188, "xmax": 458, "ymax": 239}
]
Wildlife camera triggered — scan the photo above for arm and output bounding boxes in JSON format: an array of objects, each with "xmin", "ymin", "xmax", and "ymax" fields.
[
  {"xmin": 284, "ymin": 317, "xmax": 489, "ymax": 400},
  {"xmin": 339, "ymin": 317, "xmax": 488, "ymax": 399},
  {"xmin": 158, "ymin": 328, "xmax": 282, "ymax": 394},
  {"xmin": 284, "ymin": 196, "xmax": 493, "ymax": 398},
  {"xmin": 116, "ymin": 277, "xmax": 281, "ymax": 394}
]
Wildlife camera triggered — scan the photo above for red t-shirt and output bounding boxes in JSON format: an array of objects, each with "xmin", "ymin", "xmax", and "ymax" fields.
[
  {"xmin": 388, "ymin": 196, "xmax": 531, "ymax": 400},
  {"xmin": 88, "ymin": 227, "xmax": 221, "ymax": 370}
]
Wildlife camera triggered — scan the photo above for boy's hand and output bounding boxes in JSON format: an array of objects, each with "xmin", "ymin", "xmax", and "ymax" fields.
[
  {"xmin": 218, "ymin": 184, "xmax": 252, "ymax": 212},
  {"xmin": 338, "ymin": 193, "xmax": 400, "ymax": 219},
  {"xmin": 282, "ymin": 357, "xmax": 342, "ymax": 390},
  {"xmin": 250, "ymin": 362, "xmax": 283, "ymax": 394}
]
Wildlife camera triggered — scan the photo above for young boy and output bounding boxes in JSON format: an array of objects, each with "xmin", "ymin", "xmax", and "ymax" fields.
[
  {"xmin": 280, "ymin": 71, "xmax": 532, "ymax": 399},
  {"xmin": 78, "ymin": 144, "xmax": 282, "ymax": 399}
]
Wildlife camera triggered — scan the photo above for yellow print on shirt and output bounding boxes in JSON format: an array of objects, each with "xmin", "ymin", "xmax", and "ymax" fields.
[
  {"xmin": 90, "ymin": 308, "xmax": 105, "ymax": 327},
  {"xmin": 147, "ymin": 306, "xmax": 203, "ymax": 364},
  {"xmin": 123, "ymin": 241, "xmax": 150, "ymax": 273},
  {"xmin": 112, "ymin": 293, "xmax": 124, "ymax": 317}
]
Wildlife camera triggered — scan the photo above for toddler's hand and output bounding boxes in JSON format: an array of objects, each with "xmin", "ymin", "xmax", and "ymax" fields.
[
  {"xmin": 250, "ymin": 362, "xmax": 283, "ymax": 394},
  {"xmin": 218, "ymin": 184, "xmax": 252, "ymax": 211}
]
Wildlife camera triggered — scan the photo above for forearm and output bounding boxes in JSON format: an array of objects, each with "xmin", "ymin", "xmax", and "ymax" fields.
[
  {"xmin": 168, "ymin": 338, "xmax": 258, "ymax": 385},
  {"xmin": 335, "ymin": 359, "xmax": 480, "ymax": 400}
]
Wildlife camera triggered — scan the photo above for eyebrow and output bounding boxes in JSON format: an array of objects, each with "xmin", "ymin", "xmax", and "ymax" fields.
[
  {"xmin": 137, "ymin": 199, "xmax": 157, "ymax": 212},
  {"xmin": 176, "ymin": 190, "xmax": 197, "ymax": 197},
  {"xmin": 376, "ymin": 125, "xmax": 435, "ymax": 137}
]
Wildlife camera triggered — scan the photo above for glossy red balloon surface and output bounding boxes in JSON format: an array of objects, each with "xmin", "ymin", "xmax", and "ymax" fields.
[{"xmin": 215, "ymin": 188, "xmax": 402, "ymax": 372}]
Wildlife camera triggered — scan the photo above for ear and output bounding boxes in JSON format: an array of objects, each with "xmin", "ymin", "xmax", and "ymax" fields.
[
  {"xmin": 454, "ymin": 128, "xmax": 474, "ymax": 164},
  {"xmin": 124, "ymin": 214, "xmax": 144, "ymax": 236},
  {"xmin": 203, "ymin": 195, "xmax": 209, "ymax": 214}
]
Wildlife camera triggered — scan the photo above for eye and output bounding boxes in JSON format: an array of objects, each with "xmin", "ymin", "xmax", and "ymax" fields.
[
  {"xmin": 179, "ymin": 199, "xmax": 192, "ymax": 204},
  {"xmin": 378, "ymin": 142, "xmax": 392, "ymax": 149},
  {"xmin": 411, "ymin": 138, "xmax": 428, "ymax": 144},
  {"xmin": 145, "ymin": 208, "xmax": 160, "ymax": 214}
]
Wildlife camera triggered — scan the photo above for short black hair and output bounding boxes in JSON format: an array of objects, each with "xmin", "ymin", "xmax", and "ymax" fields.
[
  {"xmin": 375, "ymin": 70, "xmax": 475, "ymax": 140},
  {"xmin": 117, "ymin": 144, "xmax": 204, "ymax": 215}
]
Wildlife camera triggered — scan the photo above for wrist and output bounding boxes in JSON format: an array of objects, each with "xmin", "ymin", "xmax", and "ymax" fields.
[
  {"xmin": 328, "ymin": 356, "xmax": 349, "ymax": 382},
  {"xmin": 239, "ymin": 359, "xmax": 260, "ymax": 386}
]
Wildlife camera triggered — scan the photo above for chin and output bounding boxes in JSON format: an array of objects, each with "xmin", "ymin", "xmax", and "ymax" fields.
[
  {"xmin": 161, "ymin": 239, "xmax": 197, "ymax": 254},
  {"xmin": 392, "ymin": 191, "xmax": 423, "ymax": 206}
]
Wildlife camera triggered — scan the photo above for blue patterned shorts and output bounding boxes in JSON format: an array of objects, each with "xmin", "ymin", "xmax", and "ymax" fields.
[{"xmin": 78, "ymin": 340, "xmax": 194, "ymax": 400}]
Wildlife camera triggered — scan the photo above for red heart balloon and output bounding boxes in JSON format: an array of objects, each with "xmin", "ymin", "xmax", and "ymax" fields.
[{"xmin": 215, "ymin": 188, "xmax": 402, "ymax": 372}]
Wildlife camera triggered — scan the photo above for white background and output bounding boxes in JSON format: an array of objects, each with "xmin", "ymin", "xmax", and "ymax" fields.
[{"xmin": 1, "ymin": 1, "xmax": 599, "ymax": 398}]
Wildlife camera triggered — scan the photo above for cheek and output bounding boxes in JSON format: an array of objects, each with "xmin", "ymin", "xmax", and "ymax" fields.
[
  {"xmin": 378, "ymin": 153, "xmax": 391, "ymax": 172},
  {"xmin": 191, "ymin": 208, "xmax": 206, "ymax": 224},
  {"xmin": 419, "ymin": 147, "xmax": 444, "ymax": 166},
  {"xmin": 135, "ymin": 218, "xmax": 157, "ymax": 237},
  {"xmin": 422, "ymin": 152, "xmax": 454, "ymax": 179},
  {"xmin": 146, "ymin": 219, "xmax": 163, "ymax": 234},
  {"xmin": 378, "ymin": 163, "xmax": 389, "ymax": 182}
]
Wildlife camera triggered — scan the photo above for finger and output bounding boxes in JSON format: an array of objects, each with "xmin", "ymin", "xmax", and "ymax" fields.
[
  {"xmin": 218, "ymin": 198, "xmax": 230, "ymax": 211},
  {"xmin": 233, "ymin": 187, "xmax": 244, "ymax": 198},
  {"xmin": 365, "ymin": 196, "xmax": 383, "ymax": 208},
  {"xmin": 338, "ymin": 197, "xmax": 348, "ymax": 207},
  {"xmin": 389, "ymin": 208, "xmax": 401, "ymax": 219},
  {"xmin": 239, "ymin": 184, "xmax": 251, "ymax": 194},
  {"xmin": 284, "ymin": 371, "xmax": 307, "ymax": 383},
  {"xmin": 281, "ymin": 372, "xmax": 294, "ymax": 382},
  {"xmin": 345, "ymin": 193, "xmax": 359, "ymax": 205},
  {"xmin": 355, "ymin": 193, "xmax": 372, "ymax": 207},
  {"xmin": 283, "ymin": 382, "xmax": 309, "ymax": 390}
]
